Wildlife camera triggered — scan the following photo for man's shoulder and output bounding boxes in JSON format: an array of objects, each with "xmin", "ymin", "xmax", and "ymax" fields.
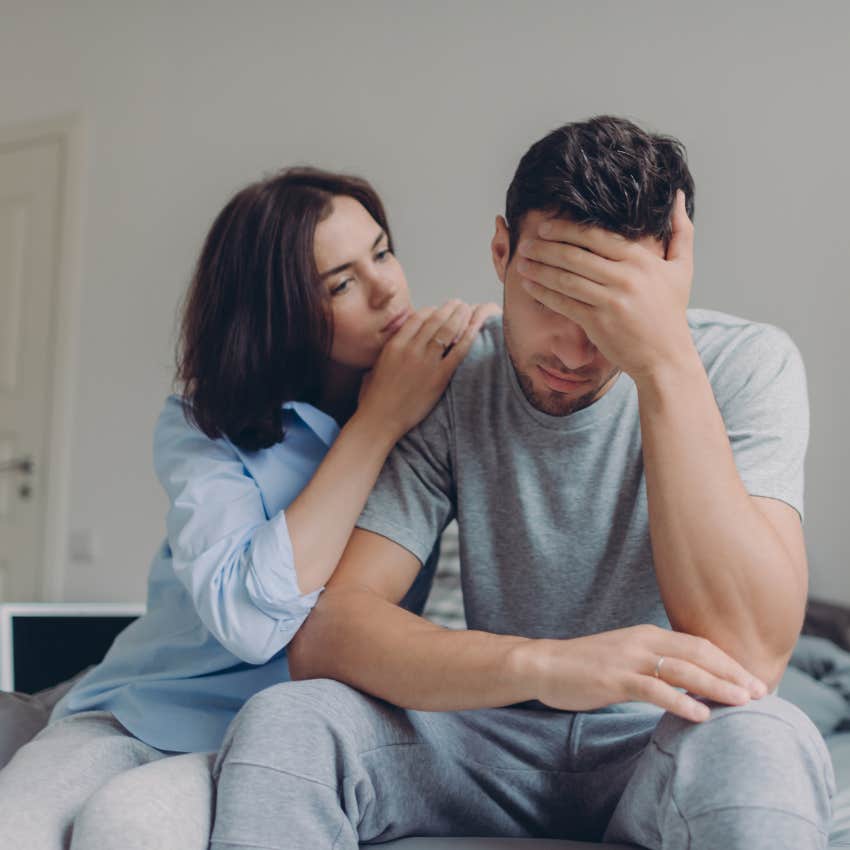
[
  {"xmin": 688, "ymin": 307, "xmax": 801, "ymax": 367},
  {"xmin": 687, "ymin": 308, "xmax": 805, "ymax": 402},
  {"xmin": 450, "ymin": 314, "xmax": 504, "ymax": 388}
]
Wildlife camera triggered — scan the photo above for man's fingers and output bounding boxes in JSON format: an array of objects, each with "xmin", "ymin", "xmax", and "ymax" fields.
[
  {"xmin": 518, "ymin": 239, "xmax": 620, "ymax": 286},
  {"xmin": 518, "ymin": 258, "xmax": 607, "ymax": 307},
  {"xmin": 520, "ymin": 278, "xmax": 595, "ymax": 326},
  {"xmin": 537, "ymin": 218, "xmax": 635, "ymax": 262},
  {"xmin": 654, "ymin": 657, "xmax": 751, "ymax": 706},
  {"xmin": 666, "ymin": 632, "xmax": 766, "ymax": 697},
  {"xmin": 630, "ymin": 675, "xmax": 711, "ymax": 723},
  {"xmin": 666, "ymin": 189, "xmax": 694, "ymax": 265}
]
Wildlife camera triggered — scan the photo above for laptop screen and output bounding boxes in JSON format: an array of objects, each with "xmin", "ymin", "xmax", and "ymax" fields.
[{"xmin": 0, "ymin": 604, "xmax": 144, "ymax": 693}]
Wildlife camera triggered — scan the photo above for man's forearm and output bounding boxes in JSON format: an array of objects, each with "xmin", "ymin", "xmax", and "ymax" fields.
[
  {"xmin": 288, "ymin": 586, "xmax": 535, "ymax": 710},
  {"xmin": 635, "ymin": 347, "xmax": 806, "ymax": 686},
  {"xmin": 289, "ymin": 583, "xmax": 768, "ymax": 721}
]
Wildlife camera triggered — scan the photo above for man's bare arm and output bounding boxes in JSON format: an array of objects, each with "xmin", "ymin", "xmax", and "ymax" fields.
[
  {"xmin": 288, "ymin": 528, "xmax": 766, "ymax": 721},
  {"xmin": 287, "ymin": 528, "xmax": 535, "ymax": 710},
  {"xmin": 636, "ymin": 359, "xmax": 806, "ymax": 689},
  {"xmin": 517, "ymin": 193, "xmax": 806, "ymax": 688}
]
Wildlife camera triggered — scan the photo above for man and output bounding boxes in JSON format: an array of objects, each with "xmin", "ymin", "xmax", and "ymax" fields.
[{"xmin": 211, "ymin": 116, "xmax": 834, "ymax": 849}]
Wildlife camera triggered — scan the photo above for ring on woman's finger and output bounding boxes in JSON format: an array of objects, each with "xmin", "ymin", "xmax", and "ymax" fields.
[
  {"xmin": 431, "ymin": 337, "xmax": 454, "ymax": 357},
  {"xmin": 653, "ymin": 656, "xmax": 666, "ymax": 679}
]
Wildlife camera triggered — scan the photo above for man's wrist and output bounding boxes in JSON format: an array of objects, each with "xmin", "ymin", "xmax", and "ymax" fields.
[
  {"xmin": 631, "ymin": 341, "xmax": 705, "ymax": 400},
  {"xmin": 505, "ymin": 637, "xmax": 547, "ymax": 702}
]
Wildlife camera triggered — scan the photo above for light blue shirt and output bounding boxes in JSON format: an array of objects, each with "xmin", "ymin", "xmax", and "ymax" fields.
[{"xmin": 50, "ymin": 395, "xmax": 436, "ymax": 753}]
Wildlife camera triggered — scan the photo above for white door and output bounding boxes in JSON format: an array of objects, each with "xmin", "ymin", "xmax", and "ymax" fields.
[{"xmin": 0, "ymin": 138, "xmax": 63, "ymax": 601}]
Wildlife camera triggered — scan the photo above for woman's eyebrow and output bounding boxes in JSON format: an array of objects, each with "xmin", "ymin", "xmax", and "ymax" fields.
[{"xmin": 319, "ymin": 231, "xmax": 386, "ymax": 279}]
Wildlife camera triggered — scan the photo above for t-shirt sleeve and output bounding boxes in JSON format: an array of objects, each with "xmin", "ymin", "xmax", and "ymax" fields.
[
  {"xmin": 356, "ymin": 393, "xmax": 456, "ymax": 566},
  {"xmin": 708, "ymin": 323, "xmax": 809, "ymax": 520}
]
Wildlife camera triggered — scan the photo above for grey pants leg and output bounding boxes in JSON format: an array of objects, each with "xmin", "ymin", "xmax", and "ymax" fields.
[
  {"xmin": 212, "ymin": 682, "xmax": 834, "ymax": 850},
  {"xmin": 211, "ymin": 679, "xmax": 659, "ymax": 849},
  {"xmin": 0, "ymin": 711, "xmax": 166, "ymax": 850},
  {"xmin": 604, "ymin": 694, "xmax": 836, "ymax": 850},
  {"xmin": 70, "ymin": 751, "xmax": 216, "ymax": 850}
]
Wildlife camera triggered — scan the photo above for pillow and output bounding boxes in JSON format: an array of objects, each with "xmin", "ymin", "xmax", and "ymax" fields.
[
  {"xmin": 0, "ymin": 668, "xmax": 91, "ymax": 770},
  {"xmin": 777, "ymin": 665, "xmax": 847, "ymax": 736}
]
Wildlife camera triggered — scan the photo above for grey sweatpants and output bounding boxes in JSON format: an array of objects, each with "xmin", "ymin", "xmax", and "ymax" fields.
[
  {"xmin": 212, "ymin": 680, "xmax": 836, "ymax": 850},
  {"xmin": 0, "ymin": 711, "xmax": 215, "ymax": 850}
]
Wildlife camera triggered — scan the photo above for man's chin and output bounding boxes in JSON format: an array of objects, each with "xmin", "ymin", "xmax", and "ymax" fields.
[
  {"xmin": 529, "ymin": 386, "xmax": 600, "ymax": 416},
  {"xmin": 515, "ymin": 366, "xmax": 621, "ymax": 417}
]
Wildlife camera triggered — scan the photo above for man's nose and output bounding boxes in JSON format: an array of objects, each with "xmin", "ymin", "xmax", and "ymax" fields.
[{"xmin": 551, "ymin": 319, "xmax": 596, "ymax": 370}]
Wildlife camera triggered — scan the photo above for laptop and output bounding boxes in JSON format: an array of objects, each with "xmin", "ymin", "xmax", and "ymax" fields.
[{"xmin": 0, "ymin": 603, "xmax": 144, "ymax": 693}]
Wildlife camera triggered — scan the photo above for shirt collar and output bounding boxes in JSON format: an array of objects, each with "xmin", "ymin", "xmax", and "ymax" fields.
[{"xmin": 283, "ymin": 401, "xmax": 341, "ymax": 447}]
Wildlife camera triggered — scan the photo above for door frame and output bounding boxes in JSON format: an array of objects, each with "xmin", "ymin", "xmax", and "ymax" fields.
[{"xmin": 0, "ymin": 114, "xmax": 86, "ymax": 600}]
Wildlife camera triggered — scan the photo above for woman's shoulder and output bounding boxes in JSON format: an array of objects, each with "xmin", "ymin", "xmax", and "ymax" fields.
[
  {"xmin": 152, "ymin": 395, "xmax": 331, "ymax": 494},
  {"xmin": 155, "ymin": 393, "xmax": 193, "ymax": 432},
  {"xmin": 152, "ymin": 395, "xmax": 242, "ymax": 488},
  {"xmin": 153, "ymin": 394, "xmax": 227, "ymax": 453},
  {"xmin": 155, "ymin": 395, "xmax": 335, "ymax": 449}
]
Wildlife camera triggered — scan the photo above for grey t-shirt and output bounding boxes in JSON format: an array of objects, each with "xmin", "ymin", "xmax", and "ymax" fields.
[{"xmin": 357, "ymin": 309, "xmax": 808, "ymax": 641}]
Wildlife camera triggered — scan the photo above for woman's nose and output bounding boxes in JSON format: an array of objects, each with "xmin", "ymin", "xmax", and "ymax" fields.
[{"xmin": 370, "ymin": 273, "xmax": 398, "ymax": 308}]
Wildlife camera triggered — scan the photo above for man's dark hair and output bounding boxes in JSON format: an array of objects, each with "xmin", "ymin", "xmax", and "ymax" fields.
[
  {"xmin": 176, "ymin": 167, "xmax": 393, "ymax": 451},
  {"xmin": 505, "ymin": 115, "xmax": 695, "ymax": 257}
]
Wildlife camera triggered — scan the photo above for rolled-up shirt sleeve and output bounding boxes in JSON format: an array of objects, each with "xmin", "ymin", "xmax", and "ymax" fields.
[
  {"xmin": 244, "ymin": 510, "xmax": 321, "ymax": 620},
  {"xmin": 154, "ymin": 399, "xmax": 321, "ymax": 665}
]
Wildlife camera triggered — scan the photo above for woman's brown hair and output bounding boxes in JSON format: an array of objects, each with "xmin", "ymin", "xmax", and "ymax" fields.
[{"xmin": 176, "ymin": 167, "xmax": 393, "ymax": 451}]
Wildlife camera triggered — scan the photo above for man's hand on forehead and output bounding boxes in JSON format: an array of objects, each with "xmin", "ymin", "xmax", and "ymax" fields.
[{"xmin": 516, "ymin": 190, "xmax": 696, "ymax": 381}]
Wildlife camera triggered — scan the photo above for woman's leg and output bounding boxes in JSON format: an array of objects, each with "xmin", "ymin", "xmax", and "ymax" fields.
[
  {"xmin": 70, "ymin": 751, "xmax": 216, "ymax": 850},
  {"xmin": 0, "ymin": 711, "xmax": 165, "ymax": 850}
]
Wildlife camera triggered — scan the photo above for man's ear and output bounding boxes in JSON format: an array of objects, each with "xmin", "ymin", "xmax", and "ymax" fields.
[{"xmin": 491, "ymin": 215, "xmax": 511, "ymax": 285}]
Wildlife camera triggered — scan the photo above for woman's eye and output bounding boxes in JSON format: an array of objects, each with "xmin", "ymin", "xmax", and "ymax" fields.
[
  {"xmin": 375, "ymin": 249, "xmax": 392, "ymax": 262},
  {"xmin": 331, "ymin": 279, "xmax": 352, "ymax": 296}
]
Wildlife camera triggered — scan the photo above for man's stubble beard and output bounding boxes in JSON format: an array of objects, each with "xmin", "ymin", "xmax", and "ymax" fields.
[{"xmin": 503, "ymin": 314, "xmax": 620, "ymax": 417}]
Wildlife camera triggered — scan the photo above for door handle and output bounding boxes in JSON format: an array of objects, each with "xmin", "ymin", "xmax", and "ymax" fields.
[{"xmin": 0, "ymin": 457, "xmax": 33, "ymax": 475}]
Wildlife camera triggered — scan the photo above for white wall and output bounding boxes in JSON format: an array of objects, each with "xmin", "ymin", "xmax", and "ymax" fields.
[{"xmin": 1, "ymin": 0, "xmax": 847, "ymax": 604}]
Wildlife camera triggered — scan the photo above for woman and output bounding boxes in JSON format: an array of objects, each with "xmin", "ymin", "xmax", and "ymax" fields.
[{"xmin": 0, "ymin": 167, "xmax": 496, "ymax": 849}]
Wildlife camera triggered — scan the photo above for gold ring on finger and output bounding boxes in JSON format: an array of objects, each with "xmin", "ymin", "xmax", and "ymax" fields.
[{"xmin": 653, "ymin": 656, "xmax": 666, "ymax": 679}]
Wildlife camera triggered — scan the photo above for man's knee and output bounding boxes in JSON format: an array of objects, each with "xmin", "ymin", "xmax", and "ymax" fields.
[
  {"xmin": 229, "ymin": 679, "xmax": 374, "ymax": 737},
  {"xmin": 656, "ymin": 693, "xmax": 829, "ymax": 762},
  {"xmin": 656, "ymin": 695, "xmax": 834, "ymax": 826}
]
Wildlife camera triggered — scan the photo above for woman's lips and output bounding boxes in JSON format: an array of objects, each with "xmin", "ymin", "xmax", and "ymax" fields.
[
  {"xmin": 382, "ymin": 309, "xmax": 411, "ymax": 335},
  {"xmin": 537, "ymin": 364, "xmax": 592, "ymax": 393}
]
